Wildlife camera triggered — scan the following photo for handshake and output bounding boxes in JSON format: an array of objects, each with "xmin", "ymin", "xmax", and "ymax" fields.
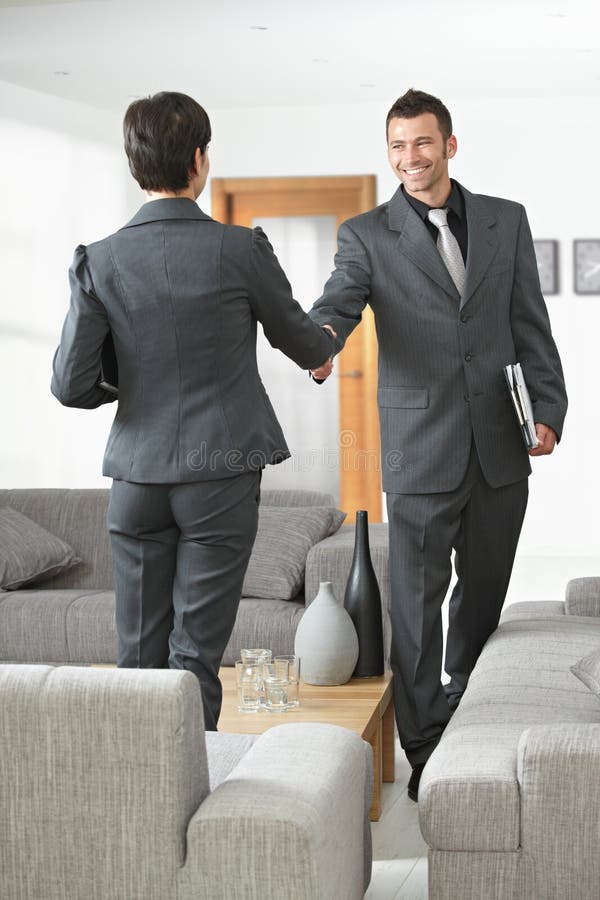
[{"xmin": 310, "ymin": 324, "xmax": 336, "ymax": 383}]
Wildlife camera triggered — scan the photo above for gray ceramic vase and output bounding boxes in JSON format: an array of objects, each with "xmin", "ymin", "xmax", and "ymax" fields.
[{"xmin": 294, "ymin": 581, "xmax": 359, "ymax": 685}]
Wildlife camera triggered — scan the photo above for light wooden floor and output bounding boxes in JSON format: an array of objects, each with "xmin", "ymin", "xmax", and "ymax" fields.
[{"xmin": 365, "ymin": 736, "xmax": 428, "ymax": 900}]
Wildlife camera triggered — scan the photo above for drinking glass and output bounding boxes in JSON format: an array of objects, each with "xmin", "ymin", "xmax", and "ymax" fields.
[
  {"xmin": 274, "ymin": 655, "xmax": 301, "ymax": 708},
  {"xmin": 264, "ymin": 675, "xmax": 289, "ymax": 712},
  {"xmin": 240, "ymin": 648, "xmax": 272, "ymax": 665},
  {"xmin": 235, "ymin": 660, "xmax": 260, "ymax": 712},
  {"xmin": 240, "ymin": 649, "xmax": 272, "ymax": 705}
]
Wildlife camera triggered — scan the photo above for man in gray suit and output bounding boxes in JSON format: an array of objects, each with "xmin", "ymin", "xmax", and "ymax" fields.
[
  {"xmin": 309, "ymin": 89, "xmax": 567, "ymax": 800},
  {"xmin": 52, "ymin": 92, "xmax": 334, "ymax": 731}
]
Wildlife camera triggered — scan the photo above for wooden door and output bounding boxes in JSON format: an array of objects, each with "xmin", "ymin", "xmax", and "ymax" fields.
[{"xmin": 212, "ymin": 175, "xmax": 381, "ymax": 522}]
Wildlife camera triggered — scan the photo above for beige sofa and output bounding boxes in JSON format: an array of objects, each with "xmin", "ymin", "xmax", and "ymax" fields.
[
  {"xmin": 0, "ymin": 663, "xmax": 373, "ymax": 899},
  {"xmin": 419, "ymin": 578, "xmax": 600, "ymax": 900},
  {"xmin": 0, "ymin": 487, "xmax": 390, "ymax": 667}
]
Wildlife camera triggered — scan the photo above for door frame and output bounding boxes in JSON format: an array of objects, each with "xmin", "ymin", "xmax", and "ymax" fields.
[{"xmin": 211, "ymin": 175, "xmax": 381, "ymax": 522}]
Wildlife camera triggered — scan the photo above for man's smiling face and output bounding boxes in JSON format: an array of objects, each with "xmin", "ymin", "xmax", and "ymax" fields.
[{"xmin": 387, "ymin": 112, "xmax": 456, "ymax": 204}]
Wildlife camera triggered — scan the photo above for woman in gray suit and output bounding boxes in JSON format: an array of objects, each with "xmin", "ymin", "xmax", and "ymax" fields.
[{"xmin": 52, "ymin": 92, "xmax": 334, "ymax": 730}]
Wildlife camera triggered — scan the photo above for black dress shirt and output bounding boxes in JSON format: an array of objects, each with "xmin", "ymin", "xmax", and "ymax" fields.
[{"xmin": 402, "ymin": 180, "xmax": 468, "ymax": 264}]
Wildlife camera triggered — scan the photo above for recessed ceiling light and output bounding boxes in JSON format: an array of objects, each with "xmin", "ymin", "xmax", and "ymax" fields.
[
  {"xmin": 312, "ymin": 57, "xmax": 329, "ymax": 63},
  {"xmin": 360, "ymin": 83, "xmax": 375, "ymax": 88},
  {"xmin": 250, "ymin": 25, "xmax": 268, "ymax": 30},
  {"xmin": 546, "ymin": 11, "xmax": 567, "ymax": 17},
  {"xmin": 53, "ymin": 70, "xmax": 70, "ymax": 76}
]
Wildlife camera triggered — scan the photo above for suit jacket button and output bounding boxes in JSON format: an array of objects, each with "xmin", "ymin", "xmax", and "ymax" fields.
[
  {"xmin": 460, "ymin": 314, "xmax": 469, "ymax": 323},
  {"xmin": 464, "ymin": 353, "xmax": 473, "ymax": 362},
  {"xmin": 464, "ymin": 394, "xmax": 470, "ymax": 403}
]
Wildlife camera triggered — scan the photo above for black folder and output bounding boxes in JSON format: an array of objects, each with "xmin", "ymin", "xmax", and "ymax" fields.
[{"xmin": 99, "ymin": 332, "xmax": 118, "ymax": 396}]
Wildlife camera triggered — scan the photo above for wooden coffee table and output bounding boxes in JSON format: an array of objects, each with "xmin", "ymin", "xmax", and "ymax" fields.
[{"xmin": 218, "ymin": 667, "xmax": 394, "ymax": 821}]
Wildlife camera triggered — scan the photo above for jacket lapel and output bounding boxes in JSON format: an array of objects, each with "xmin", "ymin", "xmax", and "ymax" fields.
[
  {"xmin": 388, "ymin": 188, "xmax": 460, "ymax": 300},
  {"xmin": 460, "ymin": 185, "xmax": 499, "ymax": 310}
]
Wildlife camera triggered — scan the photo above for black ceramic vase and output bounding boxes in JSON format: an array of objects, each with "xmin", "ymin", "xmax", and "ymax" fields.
[{"xmin": 344, "ymin": 510, "xmax": 384, "ymax": 677}]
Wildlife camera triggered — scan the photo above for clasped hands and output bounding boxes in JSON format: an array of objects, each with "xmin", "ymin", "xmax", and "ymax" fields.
[{"xmin": 310, "ymin": 324, "xmax": 336, "ymax": 381}]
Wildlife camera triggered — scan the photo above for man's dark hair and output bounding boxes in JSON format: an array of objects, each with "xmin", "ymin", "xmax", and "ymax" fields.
[
  {"xmin": 386, "ymin": 89, "xmax": 453, "ymax": 141},
  {"xmin": 123, "ymin": 91, "xmax": 211, "ymax": 192}
]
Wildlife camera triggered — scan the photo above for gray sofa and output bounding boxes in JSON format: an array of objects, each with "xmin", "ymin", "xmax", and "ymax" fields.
[
  {"xmin": 0, "ymin": 663, "xmax": 373, "ymax": 899},
  {"xmin": 420, "ymin": 578, "xmax": 600, "ymax": 900},
  {"xmin": 0, "ymin": 487, "xmax": 391, "ymax": 667}
]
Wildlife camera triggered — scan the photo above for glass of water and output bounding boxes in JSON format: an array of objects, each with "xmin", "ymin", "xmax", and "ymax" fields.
[
  {"xmin": 264, "ymin": 675, "xmax": 289, "ymax": 712},
  {"xmin": 235, "ymin": 660, "xmax": 261, "ymax": 713},
  {"xmin": 274, "ymin": 655, "xmax": 301, "ymax": 708},
  {"xmin": 240, "ymin": 648, "xmax": 272, "ymax": 665},
  {"xmin": 240, "ymin": 649, "xmax": 272, "ymax": 705}
]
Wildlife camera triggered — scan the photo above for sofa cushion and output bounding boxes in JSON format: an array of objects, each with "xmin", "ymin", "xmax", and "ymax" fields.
[
  {"xmin": 500, "ymin": 600, "xmax": 566, "ymax": 622},
  {"xmin": 0, "ymin": 507, "xmax": 81, "ymax": 590},
  {"xmin": 0, "ymin": 490, "xmax": 114, "ymax": 590},
  {"xmin": 242, "ymin": 506, "xmax": 345, "ymax": 600},
  {"xmin": 565, "ymin": 577, "xmax": 600, "ymax": 617},
  {"xmin": 571, "ymin": 646, "xmax": 600, "ymax": 701},
  {"xmin": 223, "ymin": 597, "xmax": 305, "ymax": 665},
  {"xmin": 204, "ymin": 732, "xmax": 258, "ymax": 791},
  {"xmin": 0, "ymin": 589, "xmax": 303, "ymax": 668},
  {"xmin": 260, "ymin": 489, "xmax": 336, "ymax": 509},
  {"xmin": 0, "ymin": 589, "xmax": 117, "ymax": 664}
]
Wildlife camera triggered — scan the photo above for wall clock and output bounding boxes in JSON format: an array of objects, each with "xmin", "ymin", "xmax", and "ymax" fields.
[
  {"xmin": 574, "ymin": 240, "xmax": 600, "ymax": 294},
  {"xmin": 533, "ymin": 240, "xmax": 559, "ymax": 295}
]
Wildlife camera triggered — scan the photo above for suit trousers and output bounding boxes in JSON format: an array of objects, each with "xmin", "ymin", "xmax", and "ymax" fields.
[
  {"xmin": 386, "ymin": 443, "xmax": 528, "ymax": 766},
  {"xmin": 108, "ymin": 470, "xmax": 261, "ymax": 731}
]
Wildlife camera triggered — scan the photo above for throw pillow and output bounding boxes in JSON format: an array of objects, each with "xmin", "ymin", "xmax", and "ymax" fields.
[
  {"xmin": 243, "ymin": 506, "xmax": 346, "ymax": 600},
  {"xmin": 0, "ymin": 507, "xmax": 81, "ymax": 590},
  {"xmin": 570, "ymin": 648, "xmax": 600, "ymax": 699}
]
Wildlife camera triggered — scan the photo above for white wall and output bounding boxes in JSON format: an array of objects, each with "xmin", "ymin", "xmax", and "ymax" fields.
[
  {"xmin": 1, "ymin": 84, "xmax": 598, "ymax": 561},
  {"xmin": 0, "ymin": 80, "xmax": 141, "ymax": 487}
]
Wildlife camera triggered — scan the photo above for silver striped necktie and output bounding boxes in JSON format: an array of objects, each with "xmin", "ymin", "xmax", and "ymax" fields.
[{"xmin": 427, "ymin": 207, "xmax": 465, "ymax": 297}]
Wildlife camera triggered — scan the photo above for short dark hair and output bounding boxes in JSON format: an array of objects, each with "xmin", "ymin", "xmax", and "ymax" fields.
[
  {"xmin": 386, "ymin": 89, "xmax": 453, "ymax": 141},
  {"xmin": 123, "ymin": 91, "xmax": 211, "ymax": 192}
]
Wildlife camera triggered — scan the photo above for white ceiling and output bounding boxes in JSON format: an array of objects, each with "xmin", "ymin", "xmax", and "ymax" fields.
[{"xmin": 0, "ymin": 0, "xmax": 599, "ymax": 114}]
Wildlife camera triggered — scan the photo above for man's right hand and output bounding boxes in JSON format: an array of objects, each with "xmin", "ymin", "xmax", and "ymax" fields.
[
  {"xmin": 310, "ymin": 358, "xmax": 334, "ymax": 381},
  {"xmin": 310, "ymin": 324, "xmax": 336, "ymax": 381}
]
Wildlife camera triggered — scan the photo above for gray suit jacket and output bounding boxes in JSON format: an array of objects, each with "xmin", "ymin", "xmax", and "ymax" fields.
[
  {"xmin": 310, "ymin": 183, "xmax": 567, "ymax": 493},
  {"xmin": 52, "ymin": 198, "xmax": 333, "ymax": 483}
]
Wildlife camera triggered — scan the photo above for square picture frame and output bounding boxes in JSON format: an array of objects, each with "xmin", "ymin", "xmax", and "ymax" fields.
[
  {"xmin": 574, "ymin": 240, "xmax": 600, "ymax": 295},
  {"xmin": 533, "ymin": 240, "xmax": 559, "ymax": 295}
]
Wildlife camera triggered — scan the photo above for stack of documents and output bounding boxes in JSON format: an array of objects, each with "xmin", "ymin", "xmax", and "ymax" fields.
[{"xmin": 503, "ymin": 363, "xmax": 539, "ymax": 449}]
